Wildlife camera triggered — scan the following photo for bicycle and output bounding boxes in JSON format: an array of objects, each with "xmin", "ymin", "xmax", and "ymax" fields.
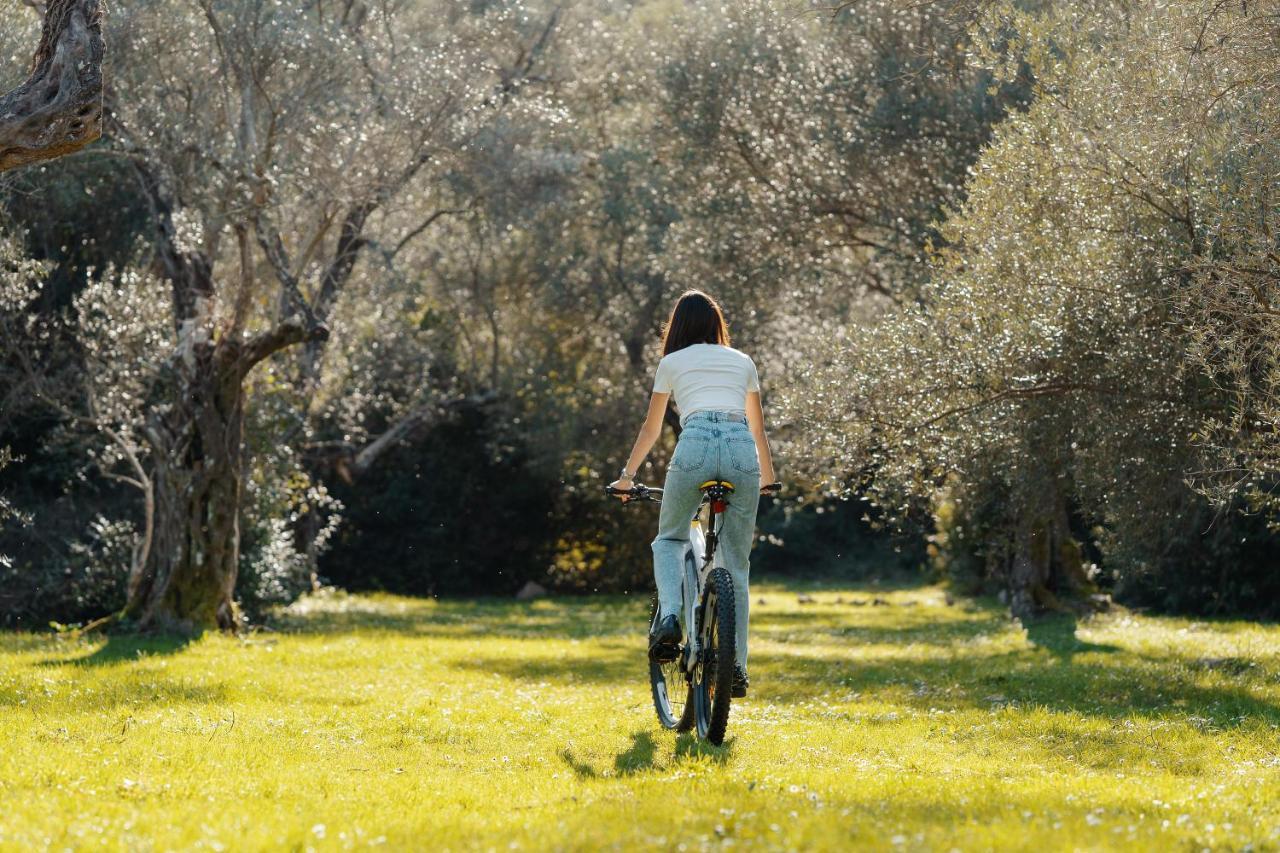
[{"xmin": 606, "ymin": 478, "xmax": 781, "ymax": 746}]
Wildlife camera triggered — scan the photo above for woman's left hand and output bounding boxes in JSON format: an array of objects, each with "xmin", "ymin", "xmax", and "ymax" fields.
[{"xmin": 608, "ymin": 478, "xmax": 634, "ymax": 500}]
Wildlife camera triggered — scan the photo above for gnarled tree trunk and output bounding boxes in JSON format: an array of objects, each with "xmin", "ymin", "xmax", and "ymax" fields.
[
  {"xmin": 1006, "ymin": 483, "xmax": 1100, "ymax": 622},
  {"xmin": 119, "ymin": 171, "xmax": 327, "ymax": 634},
  {"xmin": 124, "ymin": 315, "xmax": 327, "ymax": 633},
  {"xmin": 0, "ymin": 0, "xmax": 104, "ymax": 172},
  {"xmin": 128, "ymin": 339, "xmax": 246, "ymax": 632}
]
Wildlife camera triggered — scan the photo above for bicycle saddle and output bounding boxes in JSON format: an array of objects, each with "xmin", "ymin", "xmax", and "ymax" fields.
[{"xmin": 698, "ymin": 480, "xmax": 735, "ymax": 514}]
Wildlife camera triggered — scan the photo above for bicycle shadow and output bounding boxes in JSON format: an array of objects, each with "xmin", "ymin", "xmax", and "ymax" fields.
[
  {"xmin": 559, "ymin": 730, "xmax": 657, "ymax": 778},
  {"xmin": 558, "ymin": 729, "xmax": 732, "ymax": 778},
  {"xmin": 615, "ymin": 731, "xmax": 659, "ymax": 773}
]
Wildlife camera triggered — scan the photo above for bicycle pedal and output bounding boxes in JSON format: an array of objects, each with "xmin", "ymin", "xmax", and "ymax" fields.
[{"xmin": 648, "ymin": 642, "xmax": 680, "ymax": 664}]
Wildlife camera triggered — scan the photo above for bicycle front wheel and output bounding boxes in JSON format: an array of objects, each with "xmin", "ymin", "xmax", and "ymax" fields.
[
  {"xmin": 648, "ymin": 594, "xmax": 694, "ymax": 731},
  {"xmin": 693, "ymin": 566, "xmax": 736, "ymax": 745}
]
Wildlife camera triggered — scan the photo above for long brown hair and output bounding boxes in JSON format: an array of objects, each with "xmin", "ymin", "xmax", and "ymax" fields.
[{"xmin": 660, "ymin": 290, "xmax": 731, "ymax": 356}]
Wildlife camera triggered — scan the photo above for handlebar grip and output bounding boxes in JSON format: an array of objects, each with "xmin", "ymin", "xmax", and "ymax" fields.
[
  {"xmin": 762, "ymin": 482, "xmax": 782, "ymax": 493},
  {"xmin": 604, "ymin": 483, "xmax": 662, "ymax": 502}
]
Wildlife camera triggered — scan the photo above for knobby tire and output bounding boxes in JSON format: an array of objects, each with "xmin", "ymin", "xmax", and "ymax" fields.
[{"xmin": 695, "ymin": 566, "xmax": 736, "ymax": 745}]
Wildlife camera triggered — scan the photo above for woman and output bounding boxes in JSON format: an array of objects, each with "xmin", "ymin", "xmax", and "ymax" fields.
[{"xmin": 609, "ymin": 290, "xmax": 777, "ymax": 698}]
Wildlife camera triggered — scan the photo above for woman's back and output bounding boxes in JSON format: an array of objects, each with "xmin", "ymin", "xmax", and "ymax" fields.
[{"xmin": 653, "ymin": 343, "xmax": 760, "ymax": 425}]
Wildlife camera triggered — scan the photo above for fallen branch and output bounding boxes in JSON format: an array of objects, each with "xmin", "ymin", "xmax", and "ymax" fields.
[{"xmin": 307, "ymin": 390, "xmax": 498, "ymax": 484}]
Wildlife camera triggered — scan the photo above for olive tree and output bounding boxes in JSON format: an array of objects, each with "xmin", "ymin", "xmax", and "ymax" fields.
[
  {"xmin": 1176, "ymin": 9, "xmax": 1280, "ymax": 512},
  {"xmin": 90, "ymin": 0, "xmax": 503, "ymax": 631},
  {"xmin": 778, "ymin": 0, "xmax": 1275, "ymax": 618},
  {"xmin": 0, "ymin": 241, "xmax": 170, "ymax": 602}
]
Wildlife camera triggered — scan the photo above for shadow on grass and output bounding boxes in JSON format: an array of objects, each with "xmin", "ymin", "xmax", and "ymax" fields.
[
  {"xmin": 615, "ymin": 731, "xmax": 659, "ymax": 773},
  {"xmin": 92, "ymin": 578, "xmax": 1271, "ymax": 732},
  {"xmin": 272, "ymin": 595, "xmax": 645, "ymax": 641},
  {"xmin": 559, "ymin": 747, "xmax": 599, "ymax": 779},
  {"xmin": 753, "ymin": 574, "xmax": 930, "ymax": 594},
  {"xmin": 451, "ymin": 646, "xmax": 634, "ymax": 684},
  {"xmin": 0, "ymin": 681, "xmax": 227, "ymax": 711},
  {"xmin": 559, "ymin": 731, "xmax": 657, "ymax": 778},
  {"xmin": 748, "ymin": 595, "xmax": 1280, "ymax": 729},
  {"xmin": 755, "ymin": 609, "xmax": 1000, "ymax": 647},
  {"xmin": 559, "ymin": 729, "xmax": 729, "ymax": 778},
  {"xmin": 276, "ymin": 581, "xmax": 1280, "ymax": 728},
  {"xmin": 38, "ymin": 633, "xmax": 193, "ymax": 668},
  {"xmin": 759, "ymin": 649, "xmax": 1280, "ymax": 728},
  {"xmin": 274, "ymin": 582, "xmax": 956, "ymax": 644},
  {"xmin": 1023, "ymin": 613, "xmax": 1121, "ymax": 659},
  {"xmin": 0, "ymin": 634, "xmax": 219, "ymax": 711},
  {"xmin": 675, "ymin": 731, "xmax": 733, "ymax": 761}
]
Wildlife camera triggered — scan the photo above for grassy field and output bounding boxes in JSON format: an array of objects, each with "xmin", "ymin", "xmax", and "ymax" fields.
[{"xmin": 3, "ymin": 581, "xmax": 1280, "ymax": 851}]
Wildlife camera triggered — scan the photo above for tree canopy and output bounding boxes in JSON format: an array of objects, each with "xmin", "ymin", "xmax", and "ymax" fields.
[{"xmin": 2, "ymin": 0, "xmax": 1278, "ymax": 629}]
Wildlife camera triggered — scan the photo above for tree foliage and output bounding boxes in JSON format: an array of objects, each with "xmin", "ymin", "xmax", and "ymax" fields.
[
  {"xmin": 8, "ymin": 0, "xmax": 1277, "ymax": 626},
  {"xmin": 778, "ymin": 0, "xmax": 1280, "ymax": 617}
]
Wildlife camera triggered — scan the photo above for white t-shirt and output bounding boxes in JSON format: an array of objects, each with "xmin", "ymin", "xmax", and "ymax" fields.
[{"xmin": 653, "ymin": 343, "xmax": 760, "ymax": 424}]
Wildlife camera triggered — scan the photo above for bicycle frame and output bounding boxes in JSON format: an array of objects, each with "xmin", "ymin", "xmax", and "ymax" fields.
[
  {"xmin": 605, "ymin": 479, "xmax": 775, "ymax": 679},
  {"xmin": 607, "ymin": 476, "xmax": 779, "ymax": 741}
]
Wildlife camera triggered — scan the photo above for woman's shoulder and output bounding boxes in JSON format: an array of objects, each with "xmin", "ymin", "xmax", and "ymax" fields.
[{"xmin": 661, "ymin": 343, "xmax": 754, "ymax": 365}]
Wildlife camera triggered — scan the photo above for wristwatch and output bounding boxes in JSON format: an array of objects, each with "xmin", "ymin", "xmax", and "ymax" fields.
[{"xmin": 619, "ymin": 466, "xmax": 636, "ymax": 481}]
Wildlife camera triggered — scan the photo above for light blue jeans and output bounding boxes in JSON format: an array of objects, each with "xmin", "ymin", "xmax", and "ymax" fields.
[{"xmin": 652, "ymin": 411, "xmax": 761, "ymax": 670}]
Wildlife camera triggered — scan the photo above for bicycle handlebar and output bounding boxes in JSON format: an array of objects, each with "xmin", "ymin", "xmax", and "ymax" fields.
[
  {"xmin": 604, "ymin": 481, "xmax": 783, "ymax": 503},
  {"xmin": 604, "ymin": 483, "xmax": 663, "ymax": 503}
]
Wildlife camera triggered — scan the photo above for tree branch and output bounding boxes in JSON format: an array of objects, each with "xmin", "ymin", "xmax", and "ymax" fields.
[
  {"xmin": 313, "ymin": 201, "xmax": 375, "ymax": 321},
  {"xmin": 238, "ymin": 315, "xmax": 329, "ymax": 377},
  {"xmin": 305, "ymin": 391, "xmax": 497, "ymax": 484},
  {"xmin": 0, "ymin": 0, "xmax": 104, "ymax": 172},
  {"xmin": 351, "ymin": 391, "xmax": 497, "ymax": 478},
  {"xmin": 252, "ymin": 209, "xmax": 326, "ymax": 332}
]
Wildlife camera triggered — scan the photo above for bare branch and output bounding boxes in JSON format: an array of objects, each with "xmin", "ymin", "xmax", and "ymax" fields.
[
  {"xmin": 309, "ymin": 391, "xmax": 497, "ymax": 484},
  {"xmin": 392, "ymin": 207, "xmax": 466, "ymax": 258}
]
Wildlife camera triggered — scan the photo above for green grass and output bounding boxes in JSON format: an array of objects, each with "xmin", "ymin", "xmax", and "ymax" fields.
[{"xmin": 3, "ymin": 581, "xmax": 1280, "ymax": 850}]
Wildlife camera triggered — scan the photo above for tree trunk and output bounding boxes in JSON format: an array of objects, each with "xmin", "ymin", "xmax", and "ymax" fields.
[
  {"xmin": 1008, "ymin": 511, "xmax": 1054, "ymax": 622},
  {"xmin": 126, "ymin": 339, "xmax": 246, "ymax": 633},
  {"xmin": 0, "ymin": 0, "xmax": 104, "ymax": 172},
  {"xmin": 124, "ymin": 316, "xmax": 326, "ymax": 633},
  {"xmin": 1006, "ymin": 486, "xmax": 1098, "ymax": 622},
  {"xmin": 117, "ymin": 178, "xmax": 328, "ymax": 632}
]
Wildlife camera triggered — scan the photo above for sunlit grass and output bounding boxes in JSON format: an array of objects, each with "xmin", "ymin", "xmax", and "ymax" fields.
[{"xmin": 3, "ymin": 581, "xmax": 1280, "ymax": 850}]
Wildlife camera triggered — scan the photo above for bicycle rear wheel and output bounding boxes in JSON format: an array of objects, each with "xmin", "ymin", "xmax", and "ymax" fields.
[
  {"xmin": 648, "ymin": 594, "xmax": 694, "ymax": 731},
  {"xmin": 693, "ymin": 566, "xmax": 736, "ymax": 745}
]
